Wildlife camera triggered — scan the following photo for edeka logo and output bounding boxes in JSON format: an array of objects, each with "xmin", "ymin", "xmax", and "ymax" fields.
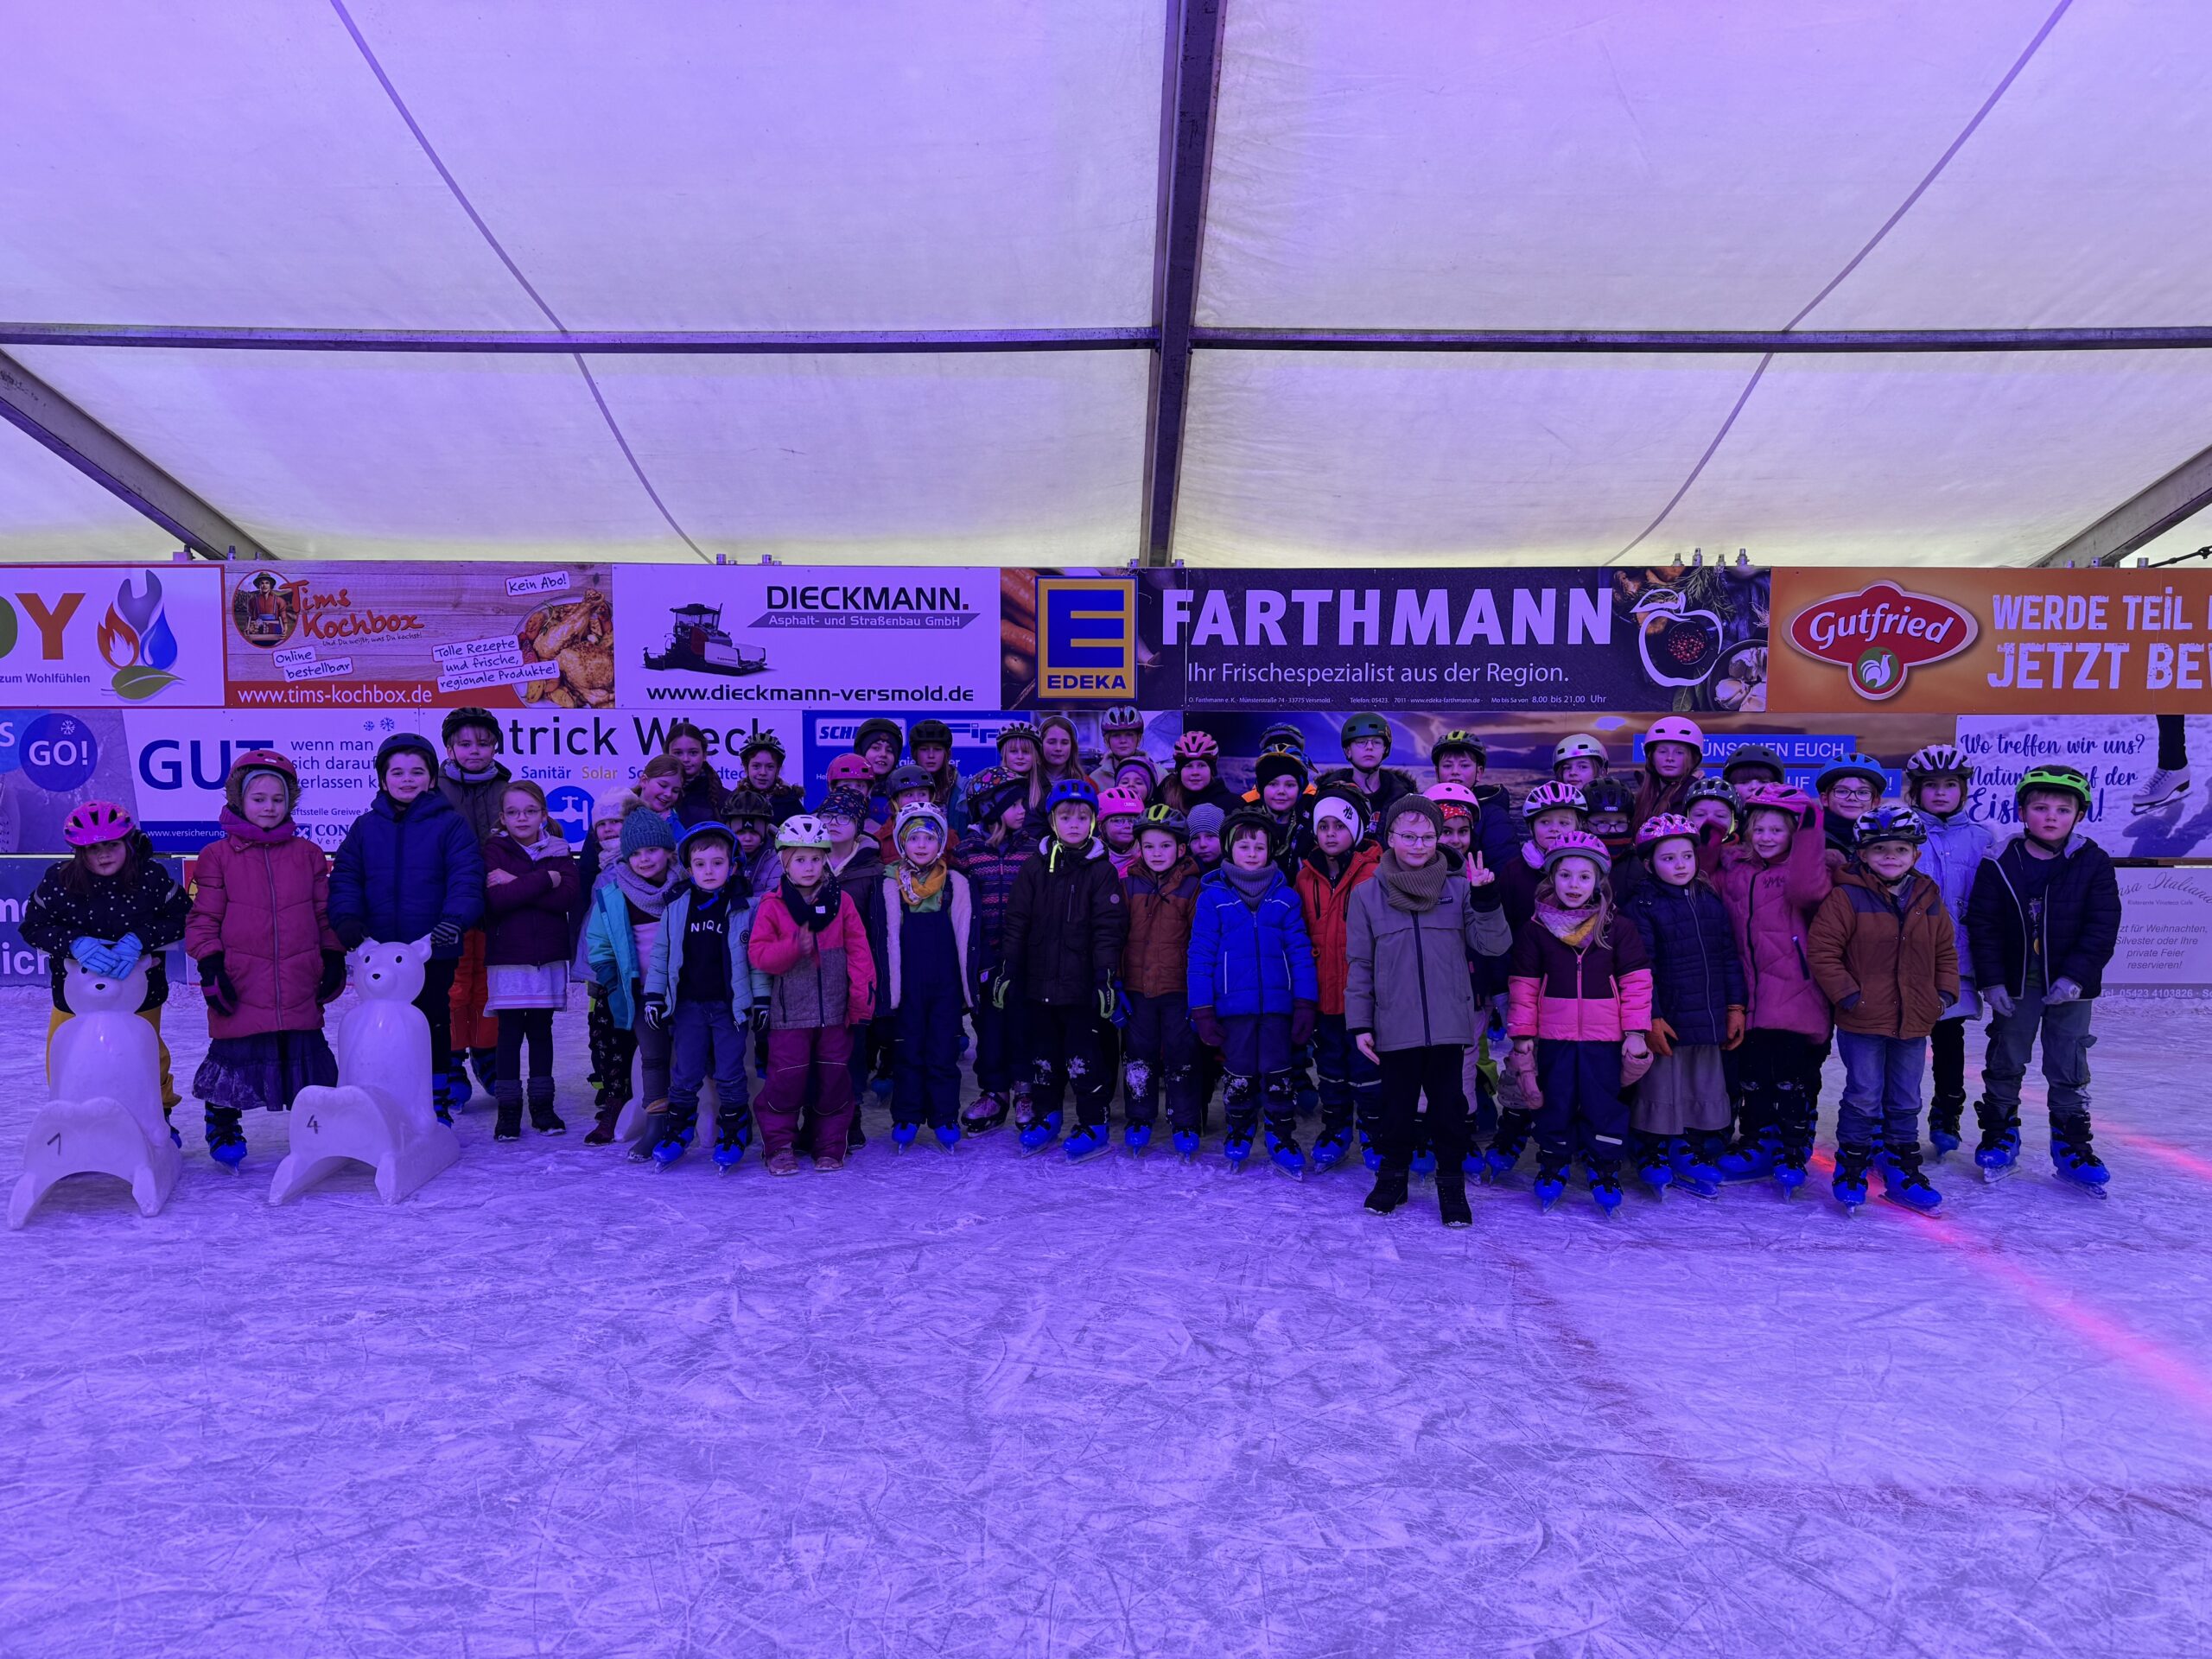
[
  {"xmin": 0, "ymin": 573, "xmax": 185, "ymax": 702},
  {"xmin": 1036, "ymin": 578, "xmax": 1135, "ymax": 700},
  {"xmin": 1786, "ymin": 581, "xmax": 1977, "ymax": 702}
]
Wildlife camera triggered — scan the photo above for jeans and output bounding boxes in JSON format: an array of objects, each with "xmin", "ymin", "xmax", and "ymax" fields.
[
  {"xmin": 1982, "ymin": 988, "xmax": 2097, "ymax": 1128},
  {"xmin": 1124, "ymin": 991, "xmax": 1199, "ymax": 1130},
  {"xmin": 1834, "ymin": 1031, "xmax": 1928, "ymax": 1147},
  {"xmin": 893, "ymin": 978, "xmax": 964, "ymax": 1130},
  {"xmin": 1312, "ymin": 1012, "xmax": 1380, "ymax": 1142},
  {"xmin": 1378, "ymin": 1044, "xmax": 1468, "ymax": 1171},
  {"xmin": 1028, "ymin": 1001, "xmax": 1109, "ymax": 1127},
  {"xmin": 761, "ymin": 1024, "xmax": 855, "ymax": 1156},
  {"xmin": 669, "ymin": 1001, "xmax": 749, "ymax": 1122},
  {"xmin": 1534, "ymin": 1039, "xmax": 1628, "ymax": 1168}
]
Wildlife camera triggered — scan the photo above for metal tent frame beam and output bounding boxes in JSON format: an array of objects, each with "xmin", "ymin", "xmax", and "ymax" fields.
[
  {"xmin": 0, "ymin": 350, "xmax": 269, "ymax": 560},
  {"xmin": 2037, "ymin": 440, "xmax": 2212, "ymax": 567}
]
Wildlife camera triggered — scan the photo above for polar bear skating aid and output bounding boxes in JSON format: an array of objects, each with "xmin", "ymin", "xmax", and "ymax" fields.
[
  {"xmin": 270, "ymin": 938, "xmax": 461, "ymax": 1205},
  {"xmin": 9, "ymin": 958, "xmax": 181, "ymax": 1228}
]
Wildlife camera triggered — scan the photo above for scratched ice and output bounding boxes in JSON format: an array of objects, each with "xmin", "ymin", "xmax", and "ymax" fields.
[{"xmin": 3, "ymin": 985, "xmax": 2209, "ymax": 1657}]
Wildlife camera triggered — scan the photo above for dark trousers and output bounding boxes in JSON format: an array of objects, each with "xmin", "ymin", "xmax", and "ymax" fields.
[
  {"xmin": 974, "ymin": 991, "xmax": 1027, "ymax": 1097},
  {"xmin": 1929, "ymin": 1016, "xmax": 1967, "ymax": 1111},
  {"xmin": 1736, "ymin": 1027, "xmax": 1817, "ymax": 1158},
  {"xmin": 670, "ymin": 1001, "xmax": 749, "ymax": 1123},
  {"xmin": 496, "ymin": 1007, "xmax": 555, "ymax": 1081},
  {"xmin": 1534, "ymin": 1039, "xmax": 1628, "ymax": 1169},
  {"xmin": 415, "ymin": 958, "xmax": 458, "ymax": 1087},
  {"xmin": 1028, "ymin": 1001, "xmax": 1109, "ymax": 1127},
  {"xmin": 762, "ymin": 1024, "xmax": 855, "ymax": 1156},
  {"xmin": 848, "ymin": 1014, "xmax": 895, "ymax": 1099},
  {"xmin": 1378, "ymin": 1043, "xmax": 1468, "ymax": 1170},
  {"xmin": 1124, "ymin": 991, "xmax": 1199, "ymax": 1130},
  {"xmin": 1312, "ymin": 1011, "xmax": 1380, "ymax": 1141},
  {"xmin": 893, "ymin": 980, "xmax": 964, "ymax": 1130},
  {"xmin": 1219, "ymin": 1011, "xmax": 1297, "ymax": 1141},
  {"xmin": 588, "ymin": 993, "xmax": 637, "ymax": 1109}
]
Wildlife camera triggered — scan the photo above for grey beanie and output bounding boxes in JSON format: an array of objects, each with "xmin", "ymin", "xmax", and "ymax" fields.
[{"xmin": 1187, "ymin": 803, "xmax": 1226, "ymax": 837}]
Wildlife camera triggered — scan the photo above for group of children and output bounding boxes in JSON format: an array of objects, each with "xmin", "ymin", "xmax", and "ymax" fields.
[{"xmin": 21, "ymin": 706, "xmax": 2122, "ymax": 1227}]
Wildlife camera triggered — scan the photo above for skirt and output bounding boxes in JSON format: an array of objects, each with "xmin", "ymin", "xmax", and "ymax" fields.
[
  {"xmin": 1631, "ymin": 1043, "xmax": 1732, "ymax": 1135},
  {"xmin": 193, "ymin": 1030, "xmax": 338, "ymax": 1115},
  {"xmin": 484, "ymin": 961, "xmax": 572, "ymax": 1013}
]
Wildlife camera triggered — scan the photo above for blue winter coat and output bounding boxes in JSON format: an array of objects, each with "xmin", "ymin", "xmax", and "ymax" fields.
[
  {"xmin": 1916, "ymin": 810, "xmax": 1993, "ymax": 1019},
  {"xmin": 328, "ymin": 790, "xmax": 484, "ymax": 959},
  {"xmin": 1187, "ymin": 868, "xmax": 1319, "ymax": 1017},
  {"xmin": 1624, "ymin": 877, "xmax": 1746, "ymax": 1047}
]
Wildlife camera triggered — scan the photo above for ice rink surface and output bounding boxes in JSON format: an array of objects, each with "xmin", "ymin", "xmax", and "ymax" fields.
[{"xmin": 3, "ymin": 987, "xmax": 2209, "ymax": 1659}]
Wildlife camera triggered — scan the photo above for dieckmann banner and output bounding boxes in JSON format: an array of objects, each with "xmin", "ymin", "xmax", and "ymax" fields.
[{"xmin": 1768, "ymin": 567, "xmax": 2212, "ymax": 715}]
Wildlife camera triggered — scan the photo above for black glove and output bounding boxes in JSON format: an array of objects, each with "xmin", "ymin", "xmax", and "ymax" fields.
[
  {"xmin": 642, "ymin": 995, "xmax": 667, "ymax": 1033},
  {"xmin": 200, "ymin": 952, "xmax": 239, "ymax": 1016},
  {"xmin": 992, "ymin": 974, "xmax": 1015, "ymax": 1011},
  {"xmin": 1095, "ymin": 979, "xmax": 1118, "ymax": 1022},
  {"xmin": 429, "ymin": 919, "xmax": 463, "ymax": 952},
  {"xmin": 316, "ymin": 948, "xmax": 347, "ymax": 1003},
  {"xmin": 1289, "ymin": 999, "xmax": 1317, "ymax": 1048},
  {"xmin": 749, "ymin": 1004, "xmax": 770, "ymax": 1034},
  {"xmin": 1191, "ymin": 1006, "xmax": 1224, "ymax": 1048}
]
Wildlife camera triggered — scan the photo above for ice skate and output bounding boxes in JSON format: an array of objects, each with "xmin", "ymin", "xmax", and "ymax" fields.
[
  {"xmin": 1589, "ymin": 1166, "xmax": 1624, "ymax": 1219},
  {"xmin": 1173, "ymin": 1128, "xmax": 1201, "ymax": 1162},
  {"xmin": 1123, "ymin": 1122, "xmax": 1152, "ymax": 1154},
  {"xmin": 1974, "ymin": 1112, "xmax": 2021, "ymax": 1182},
  {"xmin": 1411, "ymin": 1146, "xmax": 1436, "ymax": 1178},
  {"xmin": 1532, "ymin": 1158, "xmax": 1568, "ymax": 1214},
  {"xmin": 1876, "ymin": 1144, "xmax": 1942, "ymax": 1216},
  {"xmin": 1668, "ymin": 1137, "xmax": 1722, "ymax": 1199},
  {"xmin": 712, "ymin": 1111, "xmax": 753, "ymax": 1171},
  {"xmin": 1363, "ymin": 1165, "xmax": 1409, "ymax": 1215},
  {"xmin": 1223, "ymin": 1124, "xmax": 1255, "ymax": 1169},
  {"xmin": 1310, "ymin": 1126, "xmax": 1353, "ymax": 1174},
  {"xmin": 1831, "ymin": 1143, "xmax": 1872, "ymax": 1216},
  {"xmin": 1486, "ymin": 1119, "xmax": 1531, "ymax": 1184},
  {"xmin": 1265, "ymin": 1133, "xmax": 1306, "ymax": 1179},
  {"xmin": 962, "ymin": 1092, "xmax": 1009, "ymax": 1136},
  {"xmin": 1927, "ymin": 1097, "xmax": 1965, "ymax": 1159},
  {"xmin": 206, "ymin": 1106, "xmax": 247, "ymax": 1171},
  {"xmin": 890, "ymin": 1121, "xmax": 920, "ymax": 1152},
  {"xmin": 2132, "ymin": 765, "xmax": 2190, "ymax": 814},
  {"xmin": 1018, "ymin": 1110, "xmax": 1063, "ymax": 1155},
  {"xmin": 1717, "ymin": 1128, "xmax": 1777, "ymax": 1182},
  {"xmin": 1773, "ymin": 1157, "xmax": 1808, "ymax": 1199},
  {"xmin": 1634, "ymin": 1143, "xmax": 1673, "ymax": 1200},
  {"xmin": 2050, "ymin": 1130, "xmax": 2110, "ymax": 1198},
  {"xmin": 1064, "ymin": 1123, "xmax": 1111, "ymax": 1163},
  {"xmin": 933, "ymin": 1122, "xmax": 962, "ymax": 1152}
]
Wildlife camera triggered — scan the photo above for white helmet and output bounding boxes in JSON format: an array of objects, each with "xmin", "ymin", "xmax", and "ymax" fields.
[
  {"xmin": 1553, "ymin": 733, "xmax": 1609, "ymax": 771},
  {"xmin": 776, "ymin": 814, "xmax": 831, "ymax": 852}
]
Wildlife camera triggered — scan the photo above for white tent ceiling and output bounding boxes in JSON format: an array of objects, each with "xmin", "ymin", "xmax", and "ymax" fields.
[{"xmin": 3, "ymin": 0, "xmax": 2209, "ymax": 566}]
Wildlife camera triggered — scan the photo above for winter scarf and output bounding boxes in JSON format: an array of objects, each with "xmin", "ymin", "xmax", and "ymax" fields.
[
  {"xmin": 218, "ymin": 807, "xmax": 297, "ymax": 846},
  {"xmin": 1376, "ymin": 848, "xmax": 1449, "ymax": 914},
  {"xmin": 1222, "ymin": 861, "xmax": 1277, "ymax": 910},
  {"xmin": 442, "ymin": 759, "xmax": 504, "ymax": 785},
  {"xmin": 896, "ymin": 858, "xmax": 950, "ymax": 912},
  {"xmin": 781, "ymin": 873, "xmax": 843, "ymax": 935},
  {"xmin": 1536, "ymin": 898, "xmax": 1605, "ymax": 949},
  {"xmin": 611, "ymin": 861, "xmax": 673, "ymax": 918},
  {"xmin": 505, "ymin": 827, "xmax": 569, "ymax": 863}
]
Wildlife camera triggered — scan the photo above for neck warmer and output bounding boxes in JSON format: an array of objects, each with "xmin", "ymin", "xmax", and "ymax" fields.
[
  {"xmin": 506, "ymin": 827, "xmax": 568, "ymax": 862},
  {"xmin": 1376, "ymin": 848, "xmax": 1450, "ymax": 913},
  {"xmin": 898, "ymin": 858, "xmax": 950, "ymax": 912},
  {"xmin": 1536, "ymin": 897, "xmax": 1605, "ymax": 948},
  {"xmin": 612, "ymin": 861, "xmax": 673, "ymax": 917},
  {"xmin": 219, "ymin": 806, "xmax": 296, "ymax": 845},
  {"xmin": 1223, "ymin": 861, "xmax": 1276, "ymax": 908},
  {"xmin": 442, "ymin": 759, "xmax": 504, "ymax": 785},
  {"xmin": 781, "ymin": 872, "xmax": 842, "ymax": 934}
]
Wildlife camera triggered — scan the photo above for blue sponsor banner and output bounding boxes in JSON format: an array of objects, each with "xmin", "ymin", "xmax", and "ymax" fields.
[{"xmin": 0, "ymin": 854, "xmax": 192, "ymax": 992}]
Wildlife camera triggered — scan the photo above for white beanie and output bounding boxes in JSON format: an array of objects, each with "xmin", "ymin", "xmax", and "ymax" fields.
[{"xmin": 1313, "ymin": 795, "xmax": 1363, "ymax": 842}]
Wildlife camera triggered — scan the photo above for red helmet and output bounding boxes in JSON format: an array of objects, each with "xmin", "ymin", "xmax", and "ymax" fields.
[
  {"xmin": 825, "ymin": 754, "xmax": 873, "ymax": 785},
  {"xmin": 64, "ymin": 800, "xmax": 136, "ymax": 848}
]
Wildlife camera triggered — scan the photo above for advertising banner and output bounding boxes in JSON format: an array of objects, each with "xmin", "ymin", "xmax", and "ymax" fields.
[
  {"xmin": 222, "ymin": 563, "xmax": 613, "ymax": 712},
  {"xmin": 1953, "ymin": 712, "xmax": 2212, "ymax": 859},
  {"xmin": 0, "ymin": 565, "xmax": 226, "ymax": 709},
  {"xmin": 2107, "ymin": 866, "xmax": 2212, "ymax": 991},
  {"xmin": 616, "ymin": 565, "xmax": 1001, "ymax": 711},
  {"xmin": 1769, "ymin": 567, "xmax": 2212, "ymax": 715},
  {"xmin": 1080, "ymin": 564, "xmax": 1771, "ymax": 714},
  {"xmin": 0, "ymin": 855, "xmax": 192, "ymax": 992}
]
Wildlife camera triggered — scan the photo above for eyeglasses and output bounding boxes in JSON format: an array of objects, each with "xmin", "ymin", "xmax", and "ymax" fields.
[
  {"xmin": 1391, "ymin": 827, "xmax": 1437, "ymax": 847},
  {"xmin": 1828, "ymin": 783, "xmax": 1876, "ymax": 804}
]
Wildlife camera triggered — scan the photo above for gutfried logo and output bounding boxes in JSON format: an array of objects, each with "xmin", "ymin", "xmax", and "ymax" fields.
[{"xmin": 1787, "ymin": 581, "xmax": 1975, "ymax": 702}]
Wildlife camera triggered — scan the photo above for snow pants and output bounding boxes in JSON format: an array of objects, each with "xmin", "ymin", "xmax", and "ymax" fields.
[
  {"xmin": 1123, "ymin": 990, "xmax": 1199, "ymax": 1130},
  {"xmin": 762, "ymin": 1024, "xmax": 855, "ymax": 1157},
  {"xmin": 1534, "ymin": 1039, "xmax": 1628, "ymax": 1171},
  {"xmin": 1312, "ymin": 1011, "xmax": 1379, "ymax": 1146},
  {"xmin": 1735, "ymin": 1027, "xmax": 1818, "ymax": 1163},
  {"xmin": 893, "ymin": 980, "xmax": 964, "ymax": 1132},
  {"xmin": 1028, "ymin": 1001, "xmax": 1109, "ymax": 1128}
]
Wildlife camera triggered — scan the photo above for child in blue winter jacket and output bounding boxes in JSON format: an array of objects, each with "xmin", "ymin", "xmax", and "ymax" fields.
[
  {"xmin": 1904, "ymin": 744, "xmax": 1993, "ymax": 1155},
  {"xmin": 328, "ymin": 732, "xmax": 485, "ymax": 1117},
  {"xmin": 1188, "ymin": 806, "xmax": 1319, "ymax": 1174},
  {"xmin": 639, "ymin": 823, "xmax": 770, "ymax": 1169}
]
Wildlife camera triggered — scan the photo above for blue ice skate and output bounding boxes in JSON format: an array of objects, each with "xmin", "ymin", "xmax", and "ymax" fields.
[
  {"xmin": 2050, "ymin": 1134, "xmax": 2110, "ymax": 1198},
  {"xmin": 1634, "ymin": 1147, "xmax": 1674, "ymax": 1199},
  {"xmin": 1974, "ymin": 1120, "xmax": 2021, "ymax": 1182},
  {"xmin": 1668, "ymin": 1137, "xmax": 1722, "ymax": 1199},
  {"xmin": 712, "ymin": 1123, "xmax": 751, "ymax": 1170},
  {"xmin": 1265, "ymin": 1132, "xmax": 1306, "ymax": 1180},
  {"xmin": 890, "ymin": 1121, "xmax": 920, "ymax": 1152},
  {"xmin": 1173, "ymin": 1128, "xmax": 1201, "ymax": 1161},
  {"xmin": 1927, "ymin": 1106, "xmax": 1964, "ymax": 1159},
  {"xmin": 1018, "ymin": 1111, "xmax": 1063, "ymax": 1155},
  {"xmin": 1123, "ymin": 1122, "xmax": 1152, "ymax": 1154},
  {"xmin": 1064, "ymin": 1123, "xmax": 1112, "ymax": 1163},
  {"xmin": 204, "ymin": 1108, "xmax": 245, "ymax": 1171},
  {"xmin": 1486, "ymin": 1123, "xmax": 1530, "ymax": 1183},
  {"xmin": 1411, "ymin": 1147, "xmax": 1436, "ymax": 1177},
  {"xmin": 1532, "ymin": 1160, "xmax": 1567, "ymax": 1213},
  {"xmin": 1223, "ymin": 1126, "xmax": 1255, "ymax": 1168},
  {"xmin": 1717, "ymin": 1130, "xmax": 1777, "ymax": 1182},
  {"xmin": 1830, "ymin": 1145, "xmax": 1872, "ymax": 1216},
  {"xmin": 651, "ymin": 1133, "xmax": 687, "ymax": 1168},
  {"xmin": 1311, "ymin": 1128, "xmax": 1352, "ymax": 1173},
  {"xmin": 1588, "ymin": 1168, "xmax": 1624, "ymax": 1218},
  {"xmin": 933, "ymin": 1122, "xmax": 963, "ymax": 1152},
  {"xmin": 1876, "ymin": 1147, "xmax": 1942, "ymax": 1216}
]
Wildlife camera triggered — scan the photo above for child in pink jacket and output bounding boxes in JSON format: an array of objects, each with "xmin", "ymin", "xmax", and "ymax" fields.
[
  {"xmin": 1709, "ymin": 783, "xmax": 1834, "ymax": 1193},
  {"xmin": 1506, "ymin": 830, "xmax": 1654, "ymax": 1217}
]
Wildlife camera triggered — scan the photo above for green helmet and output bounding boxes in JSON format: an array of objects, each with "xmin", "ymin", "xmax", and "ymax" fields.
[{"xmin": 2017, "ymin": 763, "xmax": 2091, "ymax": 811}]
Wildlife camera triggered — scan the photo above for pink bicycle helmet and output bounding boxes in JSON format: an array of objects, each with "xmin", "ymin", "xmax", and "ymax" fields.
[
  {"xmin": 1737, "ymin": 782, "xmax": 1814, "ymax": 818},
  {"xmin": 1097, "ymin": 785, "xmax": 1146, "ymax": 819},
  {"xmin": 824, "ymin": 753, "xmax": 873, "ymax": 786},
  {"xmin": 1521, "ymin": 780, "xmax": 1589, "ymax": 820},
  {"xmin": 1173, "ymin": 730, "xmax": 1219, "ymax": 764},
  {"xmin": 64, "ymin": 800, "xmax": 135, "ymax": 848},
  {"xmin": 1540, "ymin": 828, "xmax": 1612, "ymax": 875},
  {"xmin": 1635, "ymin": 812, "xmax": 1699, "ymax": 849},
  {"xmin": 1644, "ymin": 715, "xmax": 1706, "ymax": 759}
]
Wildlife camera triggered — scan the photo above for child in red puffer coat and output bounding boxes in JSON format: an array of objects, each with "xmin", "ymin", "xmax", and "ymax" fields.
[{"xmin": 184, "ymin": 751, "xmax": 345, "ymax": 1169}]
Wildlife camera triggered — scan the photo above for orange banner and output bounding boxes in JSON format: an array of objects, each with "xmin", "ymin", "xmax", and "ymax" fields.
[{"xmin": 1768, "ymin": 567, "xmax": 2212, "ymax": 715}]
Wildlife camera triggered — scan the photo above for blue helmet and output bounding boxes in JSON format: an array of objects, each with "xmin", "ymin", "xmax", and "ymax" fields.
[{"xmin": 1044, "ymin": 778, "xmax": 1100, "ymax": 817}]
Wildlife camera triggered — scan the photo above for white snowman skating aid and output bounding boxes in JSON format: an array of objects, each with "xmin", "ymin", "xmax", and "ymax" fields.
[
  {"xmin": 9, "ymin": 958, "xmax": 182, "ymax": 1229},
  {"xmin": 270, "ymin": 939, "xmax": 461, "ymax": 1205}
]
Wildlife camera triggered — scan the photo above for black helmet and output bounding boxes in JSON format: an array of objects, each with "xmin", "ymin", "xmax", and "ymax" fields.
[
  {"xmin": 909, "ymin": 718, "xmax": 955, "ymax": 751},
  {"xmin": 1585, "ymin": 778, "xmax": 1635, "ymax": 819},
  {"xmin": 441, "ymin": 707, "xmax": 502, "ymax": 748},
  {"xmin": 1720, "ymin": 742, "xmax": 1784, "ymax": 783}
]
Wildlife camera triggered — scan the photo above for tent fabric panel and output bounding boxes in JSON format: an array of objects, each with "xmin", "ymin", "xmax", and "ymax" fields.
[{"xmin": 0, "ymin": 421, "xmax": 182, "ymax": 562}]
